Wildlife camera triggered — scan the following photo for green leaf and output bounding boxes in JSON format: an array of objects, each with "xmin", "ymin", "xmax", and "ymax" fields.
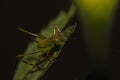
[{"xmin": 13, "ymin": 4, "xmax": 76, "ymax": 80}]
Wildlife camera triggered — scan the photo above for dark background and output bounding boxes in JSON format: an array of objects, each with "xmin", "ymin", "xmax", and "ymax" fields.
[{"xmin": 1, "ymin": 0, "xmax": 120, "ymax": 80}]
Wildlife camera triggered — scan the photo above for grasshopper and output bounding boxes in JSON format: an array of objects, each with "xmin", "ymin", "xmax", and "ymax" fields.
[{"xmin": 16, "ymin": 25, "xmax": 66, "ymax": 72}]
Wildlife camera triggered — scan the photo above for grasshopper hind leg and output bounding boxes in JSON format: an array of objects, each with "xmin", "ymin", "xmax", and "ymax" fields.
[{"xmin": 54, "ymin": 25, "xmax": 66, "ymax": 40}]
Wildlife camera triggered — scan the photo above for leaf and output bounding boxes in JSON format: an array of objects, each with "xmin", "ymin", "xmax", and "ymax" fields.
[{"xmin": 13, "ymin": 4, "xmax": 76, "ymax": 80}]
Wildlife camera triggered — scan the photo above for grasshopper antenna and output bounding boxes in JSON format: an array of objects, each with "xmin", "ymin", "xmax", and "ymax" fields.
[{"xmin": 18, "ymin": 28, "xmax": 46, "ymax": 40}]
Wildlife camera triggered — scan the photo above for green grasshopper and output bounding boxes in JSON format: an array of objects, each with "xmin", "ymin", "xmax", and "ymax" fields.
[
  {"xmin": 16, "ymin": 25, "xmax": 67, "ymax": 72},
  {"xmin": 15, "ymin": 24, "xmax": 76, "ymax": 80}
]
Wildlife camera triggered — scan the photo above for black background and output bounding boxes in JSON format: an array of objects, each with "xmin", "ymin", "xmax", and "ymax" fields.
[{"xmin": 1, "ymin": 0, "xmax": 120, "ymax": 80}]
